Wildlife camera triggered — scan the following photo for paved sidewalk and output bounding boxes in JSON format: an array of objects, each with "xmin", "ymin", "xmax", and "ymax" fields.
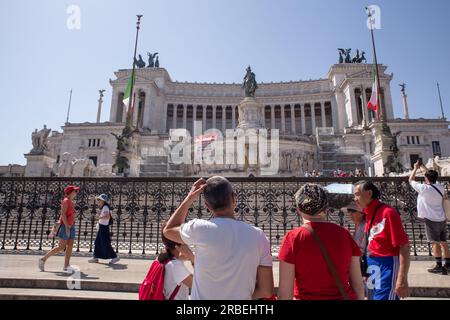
[{"xmin": 1, "ymin": 254, "xmax": 450, "ymax": 299}]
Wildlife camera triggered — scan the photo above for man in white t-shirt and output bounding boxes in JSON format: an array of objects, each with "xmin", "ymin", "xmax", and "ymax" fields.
[
  {"xmin": 409, "ymin": 161, "xmax": 449, "ymax": 275},
  {"xmin": 164, "ymin": 176, "xmax": 274, "ymax": 300}
]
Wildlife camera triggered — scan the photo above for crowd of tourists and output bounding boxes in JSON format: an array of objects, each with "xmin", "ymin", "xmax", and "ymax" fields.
[
  {"xmin": 304, "ymin": 168, "xmax": 368, "ymax": 178},
  {"xmin": 36, "ymin": 162, "xmax": 449, "ymax": 300}
]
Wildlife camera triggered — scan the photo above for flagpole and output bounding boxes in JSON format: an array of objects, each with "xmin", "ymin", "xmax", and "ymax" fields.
[
  {"xmin": 366, "ymin": 7, "xmax": 386, "ymax": 124},
  {"xmin": 437, "ymin": 82, "xmax": 446, "ymax": 119},
  {"xmin": 66, "ymin": 89, "xmax": 73, "ymax": 124},
  {"xmin": 126, "ymin": 15, "xmax": 143, "ymax": 129}
]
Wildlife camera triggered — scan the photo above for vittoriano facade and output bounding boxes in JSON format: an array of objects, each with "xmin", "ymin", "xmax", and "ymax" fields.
[
  {"xmin": 23, "ymin": 64, "xmax": 450, "ymax": 178},
  {"xmin": 1, "ymin": 177, "xmax": 448, "ymax": 256}
]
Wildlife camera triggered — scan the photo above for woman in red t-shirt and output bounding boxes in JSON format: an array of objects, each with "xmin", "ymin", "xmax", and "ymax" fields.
[
  {"xmin": 278, "ymin": 184, "xmax": 364, "ymax": 300},
  {"xmin": 38, "ymin": 185, "xmax": 79, "ymax": 273}
]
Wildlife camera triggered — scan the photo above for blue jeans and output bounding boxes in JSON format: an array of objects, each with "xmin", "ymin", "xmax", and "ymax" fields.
[{"xmin": 58, "ymin": 225, "xmax": 76, "ymax": 240}]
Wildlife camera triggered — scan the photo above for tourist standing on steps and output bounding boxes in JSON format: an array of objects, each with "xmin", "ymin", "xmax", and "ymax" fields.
[
  {"xmin": 409, "ymin": 161, "xmax": 449, "ymax": 275},
  {"xmin": 278, "ymin": 184, "xmax": 364, "ymax": 300},
  {"xmin": 38, "ymin": 185, "xmax": 79, "ymax": 273},
  {"xmin": 354, "ymin": 181, "xmax": 410, "ymax": 300},
  {"xmin": 88, "ymin": 194, "xmax": 120, "ymax": 265},
  {"xmin": 164, "ymin": 176, "xmax": 274, "ymax": 300}
]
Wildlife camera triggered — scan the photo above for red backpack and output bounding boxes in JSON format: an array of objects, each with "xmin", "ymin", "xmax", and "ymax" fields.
[{"xmin": 138, "ymin": 259, "xmax": 180, "ymax": 300}]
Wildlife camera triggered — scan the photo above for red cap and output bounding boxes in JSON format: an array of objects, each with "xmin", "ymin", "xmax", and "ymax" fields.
[{"xmin": 64, "ymin": 185, "xmax": 80, "ymax": 195}]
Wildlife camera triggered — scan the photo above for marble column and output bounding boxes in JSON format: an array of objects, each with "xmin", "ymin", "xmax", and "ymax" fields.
[
  {"xmin": 271, "ymin": 105, "xmax": 275, "ymax": 130},
  {"xmin": 232, "ymin": 106, "xmax": 236, "ymax": 128},
  {"xmin": 183, "ymin": 104, "xmax": 187, "ymax": 129},
  {"xmin": 349, "ymin": 86, "xmax": 358, "ymax": 126},
  {"xmin": 311, "ymin": 103, "xmax": 316, "ymax": 134},
  {"xmin": 110, "ymin": 91, "xmax": 119, "ymax": 122},
  {"xmin": 402, "ymin": 93, "xmax": 410, "ymax": 119},
  {"xmin": 203, "ymin": 105, "xmax": 207, "ymax": 131},
  {"xmin": 331, "ymin": 97, "xmax": 339, "ymax": 132},
  {"xmin": 172, "ymin": 104, "xmax": 178, "ymax": 129},
  {"xmin": 212, "ymin": 105, "xmax": 217, "ymax": 129},
  {"xmin": 222, "ymin": 107, "xmax": 226, "ymax": 132},
  {"xmin": 143, "ymin": 89, "xmax": 153, "ymax": 130},
  {"xmin": 301, "ymin": 103, "xmax": 306, "ymax": 134},
  {"xmin": 321, "ymin": 101, "xmax": 326, "ymax": 128},
  {"xmin": 193, "ymin": 105, "xmax": 197, "ymax": 132},
  {"xmin": 281, "ymin": 105, "xmax": 286, "ymax": 133},
  {"xmin": 132, "ymin": 91, "xmax": 139, "ymax": 126},
  {"xmin": 361, "ymin": 88, "xmax": 369, "ymax": 126},
  {"xmin": 384, "ymin": 85, "xmax": 394, "ymax": 120},
  {"xmin": 123, "ymin": 102, "xmax": 127, "ymax": 124},
  {"xmin": 290, "ymin": 104, "xmax": 296, "ymax": 134},
  {"xmin": 261, "ymin": 106, "xmax": 266, "ymax": 126}
]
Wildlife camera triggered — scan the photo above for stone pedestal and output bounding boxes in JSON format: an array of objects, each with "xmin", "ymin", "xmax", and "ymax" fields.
[
  {"xmin": 370, "ymin": 122, "xmax": 394, "ymax": 176},
  {"xmin": 128, "ymin": 154, "xmax": 141, "ymax": 177},
  {"xmin": 24, "ymin": 153, "xmax": 56, "ymax": 177},
  {"xmin": 236, "ymin": 97, "xmax": 264, "ymax": 130}
]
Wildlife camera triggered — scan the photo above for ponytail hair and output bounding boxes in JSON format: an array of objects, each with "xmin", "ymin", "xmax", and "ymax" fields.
[{"xmin": 157, "ymin": 222, "xmax": 181, "ymax": 263}]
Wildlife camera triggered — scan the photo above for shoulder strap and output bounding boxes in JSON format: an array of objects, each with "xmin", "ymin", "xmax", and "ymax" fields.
[
  {"xmin": 302, "ymin": 224, "xmax": 350, "ymax": 300},
  {"xmin": 364, "ymin": 203, "xmax": 384, "ymax": 255},
  {"xmin": 169, "ymin": 285, "xmax": 181, "ymax": 300},
  {"xmin": 164, "ymin": 259, "xmax": 182, "ymax": 301},
  {"xmin": 430, "ymin": 184, "xmax": 444, "ymax": 198}
]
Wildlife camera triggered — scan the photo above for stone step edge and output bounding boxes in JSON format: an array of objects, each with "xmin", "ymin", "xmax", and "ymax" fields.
[
  {"xmin": 0, "ymin": 278, "xmax": 140, "ymax": 293},
  {"xmin": 0, "ymin": 288, "xmax": 135, "ymax": 300},
  {"xmin": 1, "ymin": 277, "xmax": 449, "ymax": 298}
]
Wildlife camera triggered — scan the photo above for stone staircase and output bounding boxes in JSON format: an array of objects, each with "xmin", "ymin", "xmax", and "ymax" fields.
[
  {"xmin": 139, "ymin": 156, "xmax": 168, "ymax": 177},
  {"xmin": 316, "ymin": 128, "xmax": 365, "ymax": 174}
]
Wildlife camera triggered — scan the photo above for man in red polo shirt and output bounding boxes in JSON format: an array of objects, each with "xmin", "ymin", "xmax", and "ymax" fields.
[{"xmin": 354, "ymin": 181, "xmax": 410, "ymax": 300}]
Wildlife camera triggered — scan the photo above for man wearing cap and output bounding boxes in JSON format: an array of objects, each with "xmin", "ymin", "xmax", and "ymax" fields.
[
  {"xmin": 278, "ymin": 184, "xmax": 364, "ymax": 300},
  {"xmin": 343, "ymin": 203, "xmax": 367, "ymax": 253},
  {"xmin": 354, "ymin": 181, "xmax": 410, "ymax": 300},
  {"xmin": 39, "ymin": 185, "xmax": 80, "ymax": 273}
]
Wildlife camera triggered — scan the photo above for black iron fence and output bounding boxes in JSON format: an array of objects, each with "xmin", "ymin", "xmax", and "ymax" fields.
[{"xmin": 1, "ymin": 177, "xmax": 449, "ymax": 257}]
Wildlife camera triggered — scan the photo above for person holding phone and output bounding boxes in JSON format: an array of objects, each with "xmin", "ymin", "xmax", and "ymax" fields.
[{"xmin": 409, "ymin": 161, "xmax": 449, "ymax": 275}]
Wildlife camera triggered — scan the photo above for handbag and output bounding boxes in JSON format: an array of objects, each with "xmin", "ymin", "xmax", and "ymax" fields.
[
  {"xmin": 430, "ymin": 184, "xmax": 450, "ymax": 221},
  {"xmin": 302, "ymin": 224, "xmax": 350, "ymax": 300}
]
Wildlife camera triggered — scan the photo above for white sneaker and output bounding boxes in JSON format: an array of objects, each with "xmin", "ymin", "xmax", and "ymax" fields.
[
  {"xmin": 63, "ymin": 265, "xmax": 75, "ymax": 274},
  {"xmin": 109, "ymin": 257, "xmax": 120, "ymax": 265},
  {"xmin": 88, "ymin": 257, "xmax": 98, "ymax": 263},
  {"xmin": 38, "ymin": 258, "xmax": 45, "ymax": 272}
]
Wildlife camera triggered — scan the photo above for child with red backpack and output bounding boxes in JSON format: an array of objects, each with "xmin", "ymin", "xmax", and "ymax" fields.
[{"xmin": 139, "ymin": 225, "xmax": 194, "ymax": 300}]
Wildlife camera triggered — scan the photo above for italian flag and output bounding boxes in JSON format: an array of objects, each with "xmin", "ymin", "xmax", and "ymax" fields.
[
  {"xmin": 123, "ymin": 69, "xmax": 136, "ymax": 114},
  {"xmin": 368, "ymin": 63, "xmax": 379, "ymax": 115}
]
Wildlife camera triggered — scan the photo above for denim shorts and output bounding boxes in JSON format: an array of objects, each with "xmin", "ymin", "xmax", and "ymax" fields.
[{"xmin": 58, "ymin": 225, "xmax": 76, "ymax": 240}]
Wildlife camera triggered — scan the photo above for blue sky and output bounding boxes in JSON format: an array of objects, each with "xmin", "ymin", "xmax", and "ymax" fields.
[{"xmin": 1, "ymin": 0, "xmax": 449, "ymax": 165}]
